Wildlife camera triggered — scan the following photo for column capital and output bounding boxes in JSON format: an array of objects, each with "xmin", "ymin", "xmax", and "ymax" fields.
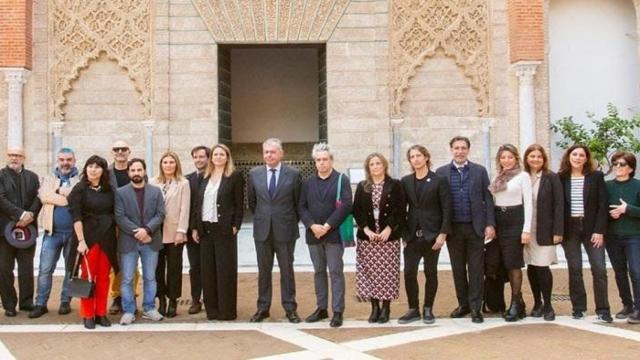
[
  {"xmin": 390, "ymin": 115, "xmax": 405, "ymax": 127},
  {"xmin": 3, "ymin": 68, "xmax": 30, "ymax": 89},
  {"xmin": 141, "ymin": 120, "xmax": 155, "ymax": 131},
  {"xmin": 49, "ymin": 121, "xmax": 65, "ymax": 137},
  {"xmin": 512, "ymin": 61, "xmax": 541, "ymax": 85}
]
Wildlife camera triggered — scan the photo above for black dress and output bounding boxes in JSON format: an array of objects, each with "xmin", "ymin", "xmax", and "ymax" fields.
[{"xmin": 67, "ymin": 182, "xmax": 118, "ymax": 273}]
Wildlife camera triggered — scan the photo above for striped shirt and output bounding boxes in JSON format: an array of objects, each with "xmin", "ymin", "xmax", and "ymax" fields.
[{"xmin": 570, "ymin": 176, "xmax": 585, "ymax": 216}]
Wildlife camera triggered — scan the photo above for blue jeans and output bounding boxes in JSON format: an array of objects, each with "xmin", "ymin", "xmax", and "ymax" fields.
[
  {"xmin": 120, "ymin": 243, "xmax": 159, "ymax": 314},
  {"xmin": 606, "ymin": 234, "xmax": 640, "ymax": 311},
  {"xmin": 35, "ymin": 231, "xmax": 72, "ymax": 307}
]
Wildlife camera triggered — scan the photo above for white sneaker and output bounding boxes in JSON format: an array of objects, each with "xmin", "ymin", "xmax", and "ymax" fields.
[
  {"xmin": 142, "ymin": 309, "xmax": 164, "ymax": 321},
  {"xmin": 119, "ymin": 313, "xmax": 135, "ymax": 325}
]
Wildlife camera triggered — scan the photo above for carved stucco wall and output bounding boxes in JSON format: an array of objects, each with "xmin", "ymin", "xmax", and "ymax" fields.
[
  {"xmin": 390, "ymin": 0, "xmax": 492, "ymax": 117},
  {"xmin": 48, "ymin": 0, "xmax": 153, "ymax": 120},
  {"xmin": 191, "ymin": 0, "xmax": 352, "ymax": 42}
]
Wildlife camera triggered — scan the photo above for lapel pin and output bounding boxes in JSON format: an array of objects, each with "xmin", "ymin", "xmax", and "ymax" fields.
[{"xmin": 427, "ymin": 178, "xmax": 431, "ymax": 182}]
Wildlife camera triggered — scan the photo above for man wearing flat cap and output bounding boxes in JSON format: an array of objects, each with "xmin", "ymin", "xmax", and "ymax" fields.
[{"xmin": 0, "ymin": 148, "xmax": 42, "ymax": 317}]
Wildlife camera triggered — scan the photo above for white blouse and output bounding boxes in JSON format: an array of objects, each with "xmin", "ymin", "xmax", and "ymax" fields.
[
  {"xmin": 202, "ymin": 178, "xmax": 220, "ymax": 223},
  {"xmin": 493, "ymin": 171, "xmax": 533, "ymax": 233}
]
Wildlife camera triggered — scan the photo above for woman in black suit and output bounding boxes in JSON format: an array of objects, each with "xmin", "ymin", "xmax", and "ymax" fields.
[
  {"xmin": 523, "ymin": 144, "xmax": 563, "ymax": 321},
  {"xmin": 353, "ymin": 152, "xmax": 406, "ymax": 324},
  {"xmin": 398, "ymin": 145, "xmax": 451, "ymax": 324},
  {"xmin": 191, "ymin": 144, "xmax": 244, "ymax": 320},
  {"xmin": 558, "ymin": 144, "xmax": 611, "ymax": 322}
]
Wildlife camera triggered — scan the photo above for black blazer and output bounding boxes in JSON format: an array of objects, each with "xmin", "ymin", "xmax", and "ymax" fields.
[
  {"xmin": 435, "ymin": 161, "xmax": 495, "ymax": 238},
  {"xmin": 533, "ymin": 171, "xmax": 564, "ymax": 246},
  {"xmin": 0, "ymin": 166, "xmax": 42, "ymax": 230},
  {"xmin": 353, "ymin": 176, "xmax": 405, "ymax": 241},
  {"xmin": 298, "ymin": 171, "xmax": 352, "ymax": 245},
  {"xmin": 560, "ymin": 170, "xmax": 608, "ymax": 236},
  {"xmin": 191, "ymin": 171, "xmax": 244, "ymax": 235},
  {"xmin": 401, "ymin": 171, "xmax": 452, "ymax": 243}
]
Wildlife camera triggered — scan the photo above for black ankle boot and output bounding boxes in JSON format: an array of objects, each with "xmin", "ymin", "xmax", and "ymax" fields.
[
  {"xmin": 378, "ymin": 300, "xmax": 390, "ymax": 323},
  {"xmin": 368, "ymin": 299, "xmax": 380, "ymax": 323},
  {"xmin": 158, "ymin": 297, "xmax": 167, "ymax": 316},
  {"xmin": 504, "ymin": 294, "xmax": 524, "ymax": 322},
  {"xmin": 166, "ymin": 299, "xmax": 177, "ymax": 318}
]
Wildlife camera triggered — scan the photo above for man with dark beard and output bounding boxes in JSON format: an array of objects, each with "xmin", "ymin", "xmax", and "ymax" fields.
[{"xmin": 114, "ymin": 158, "xmax": 166, "ymax": 325}]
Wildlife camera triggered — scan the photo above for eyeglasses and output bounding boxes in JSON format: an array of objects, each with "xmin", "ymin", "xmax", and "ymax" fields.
[
  {"xmin": 112, "ymin": 147, "xmax": 130, "ymax": 153},
  {"xmin": 613, "ymin": 161, "xmax": 629, "ymax": 167}
]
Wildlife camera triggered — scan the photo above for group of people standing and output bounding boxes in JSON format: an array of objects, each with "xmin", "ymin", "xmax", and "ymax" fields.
[{"xmin": 0, "ymin": 136, "xmax": 638, "ymax": 330}]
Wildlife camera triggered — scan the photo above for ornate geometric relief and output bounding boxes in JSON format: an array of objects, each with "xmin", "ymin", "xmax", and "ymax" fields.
[
  {"xmin": 49, "ymin": 0, "xmax": 153, "ymax": 120},
  {"xmin": 390, "ymin": 0, "xmax": 491, "ymax": 117},
  {"xmin": 191, "ymin": 0, "xmax": 351, "ymax": 42}
]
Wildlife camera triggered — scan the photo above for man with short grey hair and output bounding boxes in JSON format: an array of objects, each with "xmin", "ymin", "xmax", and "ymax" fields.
[
  {"xmin": 299, "ymin": 143, "xmax": 352, "ymax": 327},
  {"xmin": 248, "ymin": 138, "xmax": 302, "ymax": 323},
  {"xmin": 30, "ymin": 148, "xmax": 80, "ymax": 318}
]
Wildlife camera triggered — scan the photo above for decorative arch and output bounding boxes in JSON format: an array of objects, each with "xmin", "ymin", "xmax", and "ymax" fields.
[
  {"xmin": 191, "ymin": 0, "xmax": 351, "ymax": 42},
  {"xmin": 390, "ymin": 0, "xmax": 491, "ymax": 117},
  {"xmin": 49, "ymin": 0, "xmax": 153, "ymax": 120}
]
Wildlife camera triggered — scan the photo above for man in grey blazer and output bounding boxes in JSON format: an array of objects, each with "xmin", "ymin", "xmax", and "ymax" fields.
[
  {"xmin": 114, "ymin": 158, "xmax": 166, "ymax": 325},
  {"xmin": 248, "ymin": 138, "xmax": 302, "ymax": 323},
  {"xmin": 436, "ymin": 136, "xmax": 495, "ymax": 323}
]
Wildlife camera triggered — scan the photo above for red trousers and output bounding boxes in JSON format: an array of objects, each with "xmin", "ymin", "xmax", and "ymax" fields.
[{"xmin": 80, "ymin": 243, "xmax": 111, "ymax": 319}]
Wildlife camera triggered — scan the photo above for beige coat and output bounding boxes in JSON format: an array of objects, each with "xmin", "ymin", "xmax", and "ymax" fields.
[
  {"xmin": 149, "ymin": 177, "xmax": 190, "ymax": 244},
  {"xmin": 38, "ymin": 173, "xmax": 80, "ymax": 234}
]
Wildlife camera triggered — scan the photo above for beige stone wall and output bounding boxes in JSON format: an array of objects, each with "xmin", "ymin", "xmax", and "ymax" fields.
[
  {"xmin": 327, "ymin": 0, "xmax": 391, "ymax": 173},
  {"xmin": 16, "ymin": 0, "xmax": 550, "ymax": 179}
]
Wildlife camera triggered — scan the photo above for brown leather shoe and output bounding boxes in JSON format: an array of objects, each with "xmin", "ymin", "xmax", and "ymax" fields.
[{"xmin": 188, "ymin": 300, "xmax": 202, "ymax": 314}]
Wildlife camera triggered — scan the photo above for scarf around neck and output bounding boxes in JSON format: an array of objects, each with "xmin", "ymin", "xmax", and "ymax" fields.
[{"xmin": 489, "ymin": 167, "xmax": 521, "ymax": 194}]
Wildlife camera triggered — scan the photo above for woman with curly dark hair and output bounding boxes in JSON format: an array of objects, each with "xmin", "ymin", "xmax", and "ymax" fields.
[{"xmin": 67, "ymin": 155, "xmax": 118, "ymax": 329}]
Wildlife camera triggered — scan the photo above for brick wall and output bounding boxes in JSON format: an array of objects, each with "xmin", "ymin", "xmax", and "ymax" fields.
[
  {"xmin": 507, "ymin": 0, "xmax": 545, "ymax": 63},
  {"xmin": 0, "ymin": 0, "xmax": 32, "ymax": 69}
]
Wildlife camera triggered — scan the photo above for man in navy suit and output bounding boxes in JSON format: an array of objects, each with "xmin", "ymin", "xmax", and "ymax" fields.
[
  {"xmin": 436, "ymin": 136, "xmax": 495, "ymax": 323},
  {"xmin": 298, "ymin": 143, "xmax": 352, "ymax": 328},
  {"xmin": 247, "ymin": 138, "xmax": 302, "ymax": 323}
]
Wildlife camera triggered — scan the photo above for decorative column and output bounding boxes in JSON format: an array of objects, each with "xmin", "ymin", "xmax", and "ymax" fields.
[
  {"xmin": 390, "ymin": 115, "xmax": 404, "ymax": 178},
  {"xmin": 3, "ymin": 68, "xmax": 30, "ymax": 149},
  {"xmin": 513, "ymin": 61, "xmax": 541, "ymax": 150},
  {"xmin": 142, "ymin": 120, "xmax": 155, "ymax": 177},
  {"xmin": 50, "ymin": 121, "xmax": 65, "ymax": 171},
  {"xmin": 482, "ymin": 119, "xmax": 493, "ymax": 175}
]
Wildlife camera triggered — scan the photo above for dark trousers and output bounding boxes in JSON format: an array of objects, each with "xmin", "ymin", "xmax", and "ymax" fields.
[
  {"xmin": 186, "ymin": 235, "xmax": 202, "ymax": 302},
  {"xmin": 606, "ymin": 234, "xmax": 640, "ymax": 311},
  {"xmin": 561, "ymin": 218, "xmax": 609, "ymax": 313},
  {"xmin": 448, "ymin": 223, "xmax": 485, "ymax": 311},
  {"xmin": 156, "ymin": 242, "xmax": 184, "ymax": 300},
  {"xmin": 308, "ymin": 241, "xmax": 345, "ymax": 313},
  {"xmin": 201, "ymin": 222, "xmax": 237, "ymax": 319},
  {"xmin": 0, "ymin": 238, "xmax": 35, "ymax": 310},
  {"xmin": 255, "ymin": 229, "xmax": 297, "ymax": 312},
  {"xmin": 403, "ymin": 238, "xmax": 440, "ymax": 309}
]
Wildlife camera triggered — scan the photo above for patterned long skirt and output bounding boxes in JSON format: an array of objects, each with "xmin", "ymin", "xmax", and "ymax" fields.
[{"xmin": 355, "ymin": 238, "xmax": 401, "ymax": 301}]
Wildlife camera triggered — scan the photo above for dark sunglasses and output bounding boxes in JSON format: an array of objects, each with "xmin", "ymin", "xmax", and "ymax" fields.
[
  {"xmin": 112, "ymin": 147, "xmax": 130, "ymax": 153},
  {"xmin": 613, "ymin": 161, "xmax": 628, "ymax": 167}
]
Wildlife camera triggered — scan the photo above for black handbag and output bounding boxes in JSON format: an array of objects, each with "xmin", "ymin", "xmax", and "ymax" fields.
[{"xmin": 68, "ymin": 253, "xmax": 95, "ymax": 298}]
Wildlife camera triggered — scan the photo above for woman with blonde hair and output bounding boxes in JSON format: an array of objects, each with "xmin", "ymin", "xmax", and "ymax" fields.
[
  {"xmin": 149, "ymin": 151, "xmax": 190, "ymax": 317},
  {"xmin": 191, "ymin": 144, "xmax": 244, "ymax": 320},
  {"xmin": 353, "ymin": 152, "xmax": 406, "ymax": 323},
  {"xmin": 489, "ymin": 144, "xmax": 532, "ymax": 322}
]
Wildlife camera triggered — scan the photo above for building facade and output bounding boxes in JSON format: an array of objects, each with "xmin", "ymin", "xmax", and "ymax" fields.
[{"xmin": 0, "ymin": 0, "xmax": 639, "ymax": 176}]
